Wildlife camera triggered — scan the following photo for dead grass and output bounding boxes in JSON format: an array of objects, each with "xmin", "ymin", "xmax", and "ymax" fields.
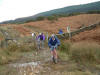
[
  {"xmin": 72, "ymin": 26, "xmax": 100, "ymax": 44},
  {"xmin": 0, "ymin": 42, "xmax": 37, "ymax": 65},
  {"xmin": 24, "ymin": 14, "xmax": 100, "ymax": 33},
  {"xmin": 13, "ymin": 25, "xmax": 31, "ymax": 36},
  {"xmin": 70, "ymin": 41, "xmax": 100, "ymax": 64}
]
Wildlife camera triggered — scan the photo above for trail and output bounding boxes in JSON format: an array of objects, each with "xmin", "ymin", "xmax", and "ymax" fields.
[
  {"xmin": 1, "ymin": 47, "xmax": 99, "ymax": 75},
  {"xmin": 6, "ymin": 48, "xmax": 78, "ymax": 75},
  {"xmin": 1, "ymin": 47, "xmax": 100, "ymax": 75}
]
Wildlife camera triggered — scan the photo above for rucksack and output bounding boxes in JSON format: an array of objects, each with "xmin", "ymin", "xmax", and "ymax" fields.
[{"xmin": 40, "ymin": 35, "xmax": 43, "ymax": 40}]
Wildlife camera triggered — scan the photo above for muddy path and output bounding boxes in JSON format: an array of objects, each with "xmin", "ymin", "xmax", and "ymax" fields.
[
  {"xmin": 1, "ymin": 48, "xmax": 100, "ymax": 75},
  {"xmin": 5, "ymin": 48, "xmax": 76, "ymax": 75}
]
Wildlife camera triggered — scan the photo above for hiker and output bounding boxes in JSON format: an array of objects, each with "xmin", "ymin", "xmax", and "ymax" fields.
[
  {"xmin": 41, "ymin": 33, "xmax": 45, "ymax": 49},
  {"xmin": 32, "ymin": 32, "xmax": 36, "ymax": 46},
  {"xmin": 48, "ymin": 34, "xmax": 60, "ymax": 63},
  {"xmin": 36, "ymin": 33, "xmax": 45, "ymax": 50},
  {"xmin": 32, "ymin": 32, "xmax": 35, "ymax": 37},
  {"xmin": 32, "ymin": 32, "xmax": 36, "ymax": 41},
  {"xmin": 58, "ymin": 29, "xmax": 63, "ymax": 34}
]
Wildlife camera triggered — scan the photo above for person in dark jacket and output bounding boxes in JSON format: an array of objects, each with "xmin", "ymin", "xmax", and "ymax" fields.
[
  {"xmin": 48, "ymin": 34, "xmax": 60, "ymax": 63},
  {"xmin": 36, "ymin": 33, "xmax": 45, "ymax": 50}
]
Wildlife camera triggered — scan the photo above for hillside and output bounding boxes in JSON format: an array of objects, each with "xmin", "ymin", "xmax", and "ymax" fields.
[
  {"xmin": 0, "ymin": 14, "xmax": 100, "ymax": 44},
  {"xmin": 1, "ymin": 1, "xmax": 100, "ymax": 24},
  {"xmin": 72, "ymin": 25, "xmax": 100, "ymax": 44},
  {"xmin": 36, "ymin": 1, "xmax": 100, "ymax": 16},
  {"xmin": 24, "ymin": 14, "xmax": 100, "ymax": 33},
  {"xmin": 0, "ymin": 14, "xmax": 100, "ymax": 75}
]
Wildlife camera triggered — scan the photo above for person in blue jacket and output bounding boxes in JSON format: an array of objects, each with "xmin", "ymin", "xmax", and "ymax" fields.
[
  {"xmin": 58, "ymin": 29, "xmax": 63, "ymax": 34},
  {"xmin": 48, "ymin": 34, "xmax": 60, "ymax": 63}
]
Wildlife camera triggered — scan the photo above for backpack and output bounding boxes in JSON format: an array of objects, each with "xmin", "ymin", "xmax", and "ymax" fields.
[{"xmin": 40, "ymin": 35, "xmax": 43, "ymax": 40}]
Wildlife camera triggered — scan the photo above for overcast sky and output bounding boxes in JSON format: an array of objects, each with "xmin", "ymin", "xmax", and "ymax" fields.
[{"xmin": 0, "ymin": 0, "xmax": 99, "ymax": 22}]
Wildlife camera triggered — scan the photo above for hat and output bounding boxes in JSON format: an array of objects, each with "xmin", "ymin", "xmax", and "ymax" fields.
[
  {"xmin": 39, "ymin": 33, "xmax": 42, "ymax": 35},
  {"xmin": 51, "ymin": 34, "xmax": 55, "ymax": 37}
]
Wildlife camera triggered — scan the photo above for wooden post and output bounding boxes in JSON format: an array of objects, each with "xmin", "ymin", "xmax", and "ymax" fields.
[
  {"xmin": 32, "ymin": 32, "xmax": 36, "ymax": 48},
  {"xmin": 46, "ymin": 32, "xmax": 48, "ymax": 42},
  {"xmin": 67, "ymin": 26, "xmax": 71, "ymax": 40}
]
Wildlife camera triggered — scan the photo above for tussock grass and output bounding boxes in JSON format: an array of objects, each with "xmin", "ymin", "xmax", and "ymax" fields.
[
  {"xmin": 58, "ymin": 41, "xmax": 71, "ymax": 54},
  {"xmin": 7, "ymin": 42, "xmax": 36, "ymax": 52},
  {"xmin": 66, "ymin": 71, "xmax": 95, "ymax": 75},
  {"xmin": 0, "ymin": 42, "xmax": 37, "ymax": 65},
  {"xmin": 58, "ymin": 41, "xmax": 100, "ymax": 64},
  {"xmin": 0, "ymin": 32, "xmax": 4, "ymax": 39},
  {"xmin": 58, "ymin": 41, "xmax": 72, "ymax": 61},
  {"xmin": 0, "ymin": 48, "xmax": 11, "ymax": 65},
  {"xmin": 70, "ymin": 42, "xmax": 100, "ymax": 64}
]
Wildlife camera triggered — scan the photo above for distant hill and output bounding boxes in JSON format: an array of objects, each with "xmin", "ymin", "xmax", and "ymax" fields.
[{"xmin": 1, "ymin": 1, "xmax": 100, "ymax": 24}]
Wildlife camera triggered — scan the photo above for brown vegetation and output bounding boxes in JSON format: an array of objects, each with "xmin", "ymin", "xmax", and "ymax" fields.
[
  {"xmin": 72, "ymin": 25, "xmax": 100, "ymax": 44},
  {"xmin": 24, "ymin": 14, "xmax": 100, "ymax": 33},
  {"xmin": 0, "ymin": 14, "xmax": 100, "ymax": 43},
  {"xmin": 13, "ymin": 26, "xmax": 31, "ymax": 36}
]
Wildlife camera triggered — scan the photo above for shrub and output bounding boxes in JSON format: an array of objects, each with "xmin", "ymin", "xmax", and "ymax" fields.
[
  {"xmin": 70, "ymin": 42, "xmax": 100, "ymax": 64},
  {"xmin": 87, "ymin": 10, "xmax": 100, "ymax": 14},
  {"xmin": 7, "ymin": 43, "xmax": 19, "ymax": 52},
  {"xmin": 0, "ymin": 32, "xmax": 3, "ymax": 37},
  {"xmin": 57, "ymin": 14, "xmax": 69, "ymax": 17},
  {"xmin": 47, "ymin": 16, "xmax": 58, "ymax": 21},
  {"xmin": 25, "ymin": 20, "xmax": 35, "ymax": 23},
  {"xmin": 36, "ymin": 16, "xmax": 45, "ymax": 21},
  {"xmin": 0, "ymin": 48, "xmax": 11, "ymax": 65}
]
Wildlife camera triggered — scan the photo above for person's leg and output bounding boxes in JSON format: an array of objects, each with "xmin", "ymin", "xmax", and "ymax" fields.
[
  {"xmin": 41, "ymin": 40, "xmax": 44, "ymax": 49},
  {"xmin": 50, "ymin": 47, "xmax": 57, "ymax": 58},
  {"xmin": 53, "ymin": 49, "xmax": 58, "ymax": 59},
  {"xmin": 51, "ymin": 49, "xmax": 58, "ymax": 63},
  {"xmin": 50, "ymin": 47, "xmax": 54, "ymax": 58},
  {"xmin": 37, "ymin": 41, "xmax": 40, "ymax": 50},
  {"xmin": 40, "ymin": 40, "xmax": 42, "ymax": 49}
]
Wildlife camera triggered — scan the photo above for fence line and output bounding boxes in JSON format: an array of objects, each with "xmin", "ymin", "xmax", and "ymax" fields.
[{"xmin": 56, "ymin": 22, "xmax": 100, "ymax": 39}]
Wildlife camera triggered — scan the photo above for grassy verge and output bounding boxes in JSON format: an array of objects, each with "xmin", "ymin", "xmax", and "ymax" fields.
[
  {"xmin": 0, "ymin": 42, "xmax": 37, "ymax": 65},
  {"xmin": 0, "ymin": 32, "xmax": 4, "ymax": 40},
  {"xmin": 70, "ymin": 42, "xmax": 100, "ymax": 64},
  {"xmin": 58, "ymin": 41, "xmax": 71, "ymax": 61},
  {"xmin": 58, "ymin": 41, "xmax": 100, "ymax": 64},
  {"xmin": 58, "ymin": 41, "xmax": 100, "ymax": 74}
]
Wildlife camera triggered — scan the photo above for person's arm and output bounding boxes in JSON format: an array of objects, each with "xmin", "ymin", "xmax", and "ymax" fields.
[
  {"xmin": 43, "ymin": 34, "xmax": 45, "ymax": 40},
  {"xmin": 56, "ymin": 37, "xmax": 60, "ymax": 46}
]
